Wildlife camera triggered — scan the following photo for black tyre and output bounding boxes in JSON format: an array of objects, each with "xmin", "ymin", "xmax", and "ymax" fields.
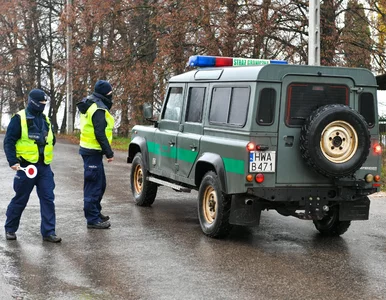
[
  {"xmin": 300, "ymin": 104, "xmax": 370, "ymax": 178},
  {"xmin": 198, "ymin": 171, "xmax": 232, "ymax": 238},
  {"xmin": 130, "ymin": 152, "xmax": 158, "ymax": 206},
  {"xmin": 313, "ymin": 206, "xmax": 351, "ymax": 236}
]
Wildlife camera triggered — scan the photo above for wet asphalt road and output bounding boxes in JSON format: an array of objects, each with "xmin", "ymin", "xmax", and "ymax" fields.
[{"xmin": 0, "ymin": 134, "xmax": 386, "ymax": 300}]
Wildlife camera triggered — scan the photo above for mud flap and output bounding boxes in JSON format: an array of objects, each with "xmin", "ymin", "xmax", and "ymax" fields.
[
  {"xmin": 229, "ymin": 196, "xmax": 262, "ymax": 226},
  {"xmin": 339, "ymin": 197, "xmax": 370, "ymax": 221}
]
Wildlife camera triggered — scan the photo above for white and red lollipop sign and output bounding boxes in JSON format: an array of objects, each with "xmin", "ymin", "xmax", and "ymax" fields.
[{"xmin": 18, "ymin": 165, "xmax": 38, "ymax": 179}]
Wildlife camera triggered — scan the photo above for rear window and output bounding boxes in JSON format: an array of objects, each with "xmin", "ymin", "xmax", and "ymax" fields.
[
  {"xmin": 359, "ymin": 92, "xmax": 375, "ymax": 128},
  {"xmin": 286, "ymin": 83, "xmax": 349, "ymax": 126},
  {"xmin": 256, "ymin": 88, "xmax": 276, "ymax": 125}
]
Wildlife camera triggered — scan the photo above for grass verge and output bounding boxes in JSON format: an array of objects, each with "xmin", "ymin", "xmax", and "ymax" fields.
[{"xmin": 57, "ymin": 134, "xmax": 130, "ymax": 151}]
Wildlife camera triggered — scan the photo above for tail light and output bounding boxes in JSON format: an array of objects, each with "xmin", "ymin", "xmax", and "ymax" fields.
[
  {"xmin": 246, "ymin": 174, "xmax": 253, "ymax": 182},
  {"xmin": 247, "ymin": 142, "xmax": 269, "ymax": 151},
  {"xmin": 373, "ymin": 175, "xmax": 381, "ymax": 187},
  {"xmin": 247, "ymin": 142, "xmax": 255, "ymax": 151},
  {"xmin": 255, "ymin": 173, "xmax": 264, "ymax": 183},
  {"xmin": 373, "ymin": 143, "xmax": 382, "ymax": 155},
  {"xmin": 365, "ymin": 174, "xmax": 374, "ymax": 183}
]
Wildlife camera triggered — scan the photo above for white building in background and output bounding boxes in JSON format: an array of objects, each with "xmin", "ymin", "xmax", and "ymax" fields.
[{"xmin": 378, "ymin": 90, "xmax": 386, "ymax": 117}]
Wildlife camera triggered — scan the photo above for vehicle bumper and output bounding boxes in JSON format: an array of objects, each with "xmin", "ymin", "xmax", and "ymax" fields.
[{"xmin": 247, "ymin": 186, "xmax": 377, "ymax": 202}]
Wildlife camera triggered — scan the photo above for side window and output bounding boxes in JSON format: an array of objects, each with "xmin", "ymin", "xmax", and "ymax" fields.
[
  {"xmin": 359, "ymin": 92, "xmax": 375, "ymax": 128},
  {"xmin": 209, "ymin": 87, "xmax": 250, "ymax": 126},
  {"xmin": 162, "ymin": 87, "xmax": 183, "ymax": 121},
  {"xmin": 209, "ymin": 87, "xmax": 231, "ymax": 123},
  {"xmin": 229, "ymin": 88, "xmax": 249, "ymax": 125},
  {"xmin": 256, "ymin": 88, "xmax": 276, "ymax": 125},
  {"xmin": 186, "ymin": 87, "xmax": 205, "ymax": 123}
]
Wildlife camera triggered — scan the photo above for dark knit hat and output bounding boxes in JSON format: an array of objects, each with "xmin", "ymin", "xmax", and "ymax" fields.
[
  {"xmin": 94, "ymin": 80, "xmax": 112, "ymax": 96},
  {"xmin": 28, "ymin": 89, "xmax": 47, "ymax": 112}
]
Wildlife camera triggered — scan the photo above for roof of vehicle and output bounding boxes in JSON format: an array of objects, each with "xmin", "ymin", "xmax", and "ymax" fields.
[{"xmin": 169, "ymin": 64, "xmax": 377, "ymax": 86}]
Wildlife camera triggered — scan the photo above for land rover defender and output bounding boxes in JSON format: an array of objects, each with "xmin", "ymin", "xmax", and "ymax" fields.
[{"xmin": 127, "ymin": 55, "xmax": 382, "ymax": 238}]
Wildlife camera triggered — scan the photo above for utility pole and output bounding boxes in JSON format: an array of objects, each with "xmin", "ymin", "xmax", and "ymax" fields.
[
  {"xmin": 308, "ymin": 0, "xmax": 320, "ymax": 66},
  {"xmin": 66, "ymin": 0, "xmax": 74, "ymax": 133}
]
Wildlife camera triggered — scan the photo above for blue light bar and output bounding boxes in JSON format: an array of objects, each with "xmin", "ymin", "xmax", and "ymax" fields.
[
  {"xmin": 269, "ymin": 60, "xmax": 288, "ymax": 65},
  {"xmin": 188, "ymin": 56, "xmax": 216, "ymax": 67},
  {"xmin": 188, "ymin": 55, "xmax": 288, "ymax": 67}
]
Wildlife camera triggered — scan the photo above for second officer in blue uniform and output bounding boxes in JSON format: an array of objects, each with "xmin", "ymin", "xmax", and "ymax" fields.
[
  {"xmin": 77, "ymin": 80, "xmax": 114, "ymax": 229},
  {"xmin": 3, "ymin": 89, "xmax": 61, "ymax": 243}
]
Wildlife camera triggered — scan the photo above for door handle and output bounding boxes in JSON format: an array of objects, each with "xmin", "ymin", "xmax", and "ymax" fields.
[
  {"xmin": 169, "ymin": 141, "xmax": 175, "ymax": 147},
  {"xmin": 190, "ymin": 144, "xmax": 197, "ymax": 151},
  {"xmin": 283, "ymin": 136, "xmax": 294, "ymax": 147}
]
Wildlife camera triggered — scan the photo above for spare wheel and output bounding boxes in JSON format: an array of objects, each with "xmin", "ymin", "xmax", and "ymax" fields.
[{"xmin": 299, "ymin": 104, "xmax": 370, "ymax": 178}]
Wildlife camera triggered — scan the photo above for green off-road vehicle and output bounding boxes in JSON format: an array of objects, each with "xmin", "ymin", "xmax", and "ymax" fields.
[{"xmin": 127, "ymin": 55, "xmax": 382, "ymax": 238}]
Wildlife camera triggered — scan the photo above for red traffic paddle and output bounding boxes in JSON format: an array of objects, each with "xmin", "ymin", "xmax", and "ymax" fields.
[{"xmin": 17, "ymin": 165, "xmax": 38, "ymax": 179}]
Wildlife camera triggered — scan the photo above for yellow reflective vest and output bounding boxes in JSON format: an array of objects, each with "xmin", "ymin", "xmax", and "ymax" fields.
[
  {"xmin": 15, "ymin": 110, "xmax": 54, "ymax": 164},
  {"xmin": 79, "ymin": 103, "xmax": 114, "ymax": 150}
]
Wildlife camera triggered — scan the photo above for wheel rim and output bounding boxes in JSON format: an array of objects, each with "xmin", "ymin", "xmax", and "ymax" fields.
[
  {"xmin": 133, "ymin": 164, "xmax": 143, "ymax": 194},
  {"xmin": 320, "ymin": 120, "xmax": 358, "ymax": 163},
  {"xmin": 203, "ymin": 186, "xmax": 217, "ymax": 224}
]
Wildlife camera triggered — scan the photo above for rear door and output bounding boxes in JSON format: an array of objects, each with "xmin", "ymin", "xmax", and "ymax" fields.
[{"xmin": 276, "ymin": 76, "xmax": 354, "ymax": 184}]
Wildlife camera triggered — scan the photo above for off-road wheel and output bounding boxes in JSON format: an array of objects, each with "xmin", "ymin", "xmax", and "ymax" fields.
[
  {"xmin": 300, "ymin": 104, "xmax": 370, "ymax": 178},
  {"xmin": 313, "ymin": 206, "xmax": 351, "ymax": 236},
  {"xmin": 130, "ymin": 152, "xmax": 158, "ymax": 206},
  {"xmin": 198, "ymin": 171, "xmax": 232, "ymax": 238}
]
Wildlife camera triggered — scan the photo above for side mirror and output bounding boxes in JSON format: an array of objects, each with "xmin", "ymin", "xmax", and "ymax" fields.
[
  {"xmin": 143, "ymin": 102, "xmax": 158, "ymax": 126},
  {"xmin": 143, "ymin": 102, "xmax": 153, "ymax": 119}
]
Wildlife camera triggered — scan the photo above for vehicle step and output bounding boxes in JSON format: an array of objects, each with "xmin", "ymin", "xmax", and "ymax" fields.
[{"xmin": 148, "ymin": 177, "xmax": 191, "ymax": 193}]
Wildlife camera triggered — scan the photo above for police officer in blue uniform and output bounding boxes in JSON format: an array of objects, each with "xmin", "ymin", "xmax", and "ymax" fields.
[
  {"xmin": 77, "ymin": 80, "xmax": 114, "ymax": 229},
  {"xmin": 3, "ymin": 89, "xmax": 61, "ymax": 243}
]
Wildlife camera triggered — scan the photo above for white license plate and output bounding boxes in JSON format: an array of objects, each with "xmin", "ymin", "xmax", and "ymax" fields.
[{"xmin": 249, "ymin": 151, "xmax": 276, "ymax": 172}]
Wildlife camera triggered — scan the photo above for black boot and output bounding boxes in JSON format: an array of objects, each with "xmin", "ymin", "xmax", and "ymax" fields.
[
  {"xmin": 5, "ymin": 232, "xmax": 17, "ymax": 240},
  {"xmin": 43, "ymin": 235, "xmax": 62, "ymax": 243},
  {"xmin": 87, "ymin": 220, "xmax": 111, "ymax": 229},
  {"xmin": 99, "ymin": 213, "xmax": 110, "ymax": 222}
]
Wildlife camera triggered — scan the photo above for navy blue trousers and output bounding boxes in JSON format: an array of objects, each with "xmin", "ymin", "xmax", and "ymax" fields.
[
  {"xmin": 5, "ymin": 163, "xmax": 56, "ymax": 237},
  {"xmin": 81, "ymin": 154, "xmax": 106, "ymax": 224}
]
